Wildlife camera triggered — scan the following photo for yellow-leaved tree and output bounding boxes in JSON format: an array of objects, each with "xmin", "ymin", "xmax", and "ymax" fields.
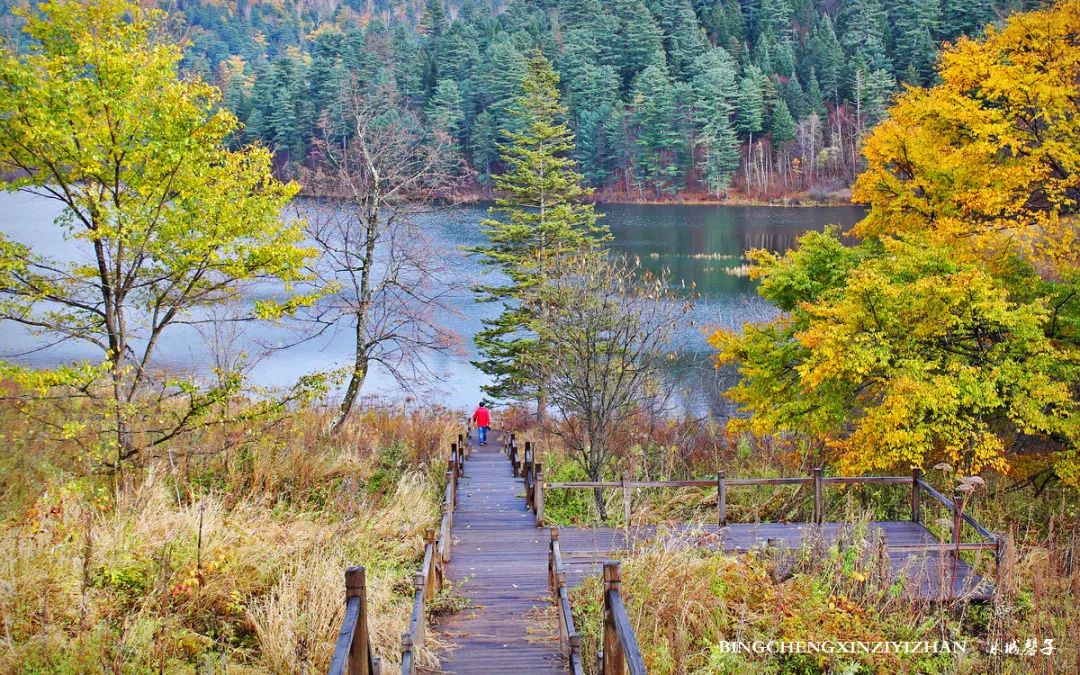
[
  {"xmin": 0, "ymin": 0, "xmax": 321, "ymax": 471},
  {"xmin": 853, "ymin": 0, "xmax": 1079, "ymax": 277},
  {"xmin": 712, "ymin": 0, "xmax": 1079, "ymax": 482}
]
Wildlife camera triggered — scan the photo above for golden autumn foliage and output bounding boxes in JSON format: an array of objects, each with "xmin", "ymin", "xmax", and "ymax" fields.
[
  {"xmin": 852, "ymin": 0, "xmax": 1080, "ymax": 277},
  {"xmin": 713, "ymin": 0, "xmax": 1080, "ymax": 482}
]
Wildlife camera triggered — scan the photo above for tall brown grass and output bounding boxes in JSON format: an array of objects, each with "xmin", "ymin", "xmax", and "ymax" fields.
[{"xmin": 0, "ymin": 397, "xmax": 460, "ymax": 672}]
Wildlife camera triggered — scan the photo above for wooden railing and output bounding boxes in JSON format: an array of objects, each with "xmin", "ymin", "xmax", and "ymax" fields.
[
  {"xmin": 599, "ymin": 561, "xmax": 646, "ymax": 675},
  {"xmin": 547, "ymin": 528, "xmax": 585, "ymax": 675},
  {"xmin": 328, "ymin": 567, "xmax": 381, "ymax": 675},
  {"xmin": 548, "ymin": 528, "xmax": 644, "ymax": 674},
  {"xmin": 506, "ymin": 434, "xmax": 546, "ymax": 526},
  {"xmin": 545, "ymin": 467, "xmax": 1004, "ymax": 574},
  {"xmin": 330, "ymin": 432, "xmax": 465, "ymax": 675}
]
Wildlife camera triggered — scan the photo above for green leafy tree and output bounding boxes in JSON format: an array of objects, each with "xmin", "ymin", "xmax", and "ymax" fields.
[
  {"xmin": 712, "ymin": 232, "xmax": 1077, "ymax": 477},
  {"xmin": 471, "ymin": 51, "xmax": 610, "ymax": 406},
  {"xmin": 0, "ymin": 0, "xmax": 316, "ymax": 468}
]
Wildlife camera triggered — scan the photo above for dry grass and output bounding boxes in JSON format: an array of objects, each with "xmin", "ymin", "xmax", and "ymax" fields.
[
  {"xmin": 594, "ymin": 534, "xmax": 1078, "ymax": 673},
  {"xmin": 0, "ymin": 400, "xmax": 459, "ymax": 673},
  {"xmin": 536, "ymin": 423, "xmax": 1080, "ymax": 674}
]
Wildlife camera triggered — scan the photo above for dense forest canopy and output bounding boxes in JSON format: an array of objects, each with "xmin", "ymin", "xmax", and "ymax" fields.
[{"xmin": 0, "ymin": 0, "xmax": 1040, "ymax": 200}]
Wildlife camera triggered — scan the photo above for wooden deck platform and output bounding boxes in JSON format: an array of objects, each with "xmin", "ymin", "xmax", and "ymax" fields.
[
  {"xmin": 431, "ymin": 430, "xmax": 992, "ymax": 673},
  {"xmin": 435, "ymin": 430, "xmax": 567, "ymax": 674},
  {"xmin": 555, "ymin": 521, "xmax": 993, "ymax": 600}
]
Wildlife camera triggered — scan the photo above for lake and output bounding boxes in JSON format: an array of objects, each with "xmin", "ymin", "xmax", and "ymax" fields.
[{"xmin": 0, "ymin": 192, "xmax": 864, "ymax": 413}]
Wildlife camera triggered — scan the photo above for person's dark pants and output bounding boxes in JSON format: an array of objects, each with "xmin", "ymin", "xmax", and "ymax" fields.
[{"xmin": 478, "ymin": 426, "xmax": 488, "ymax": 444}]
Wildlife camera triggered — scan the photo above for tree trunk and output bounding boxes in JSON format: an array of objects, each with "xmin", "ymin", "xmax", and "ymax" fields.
[
  {"xmin": 592, "ymin": 486, "xmax": 608, "ymax": 522},
  {"xmin": 536, "ymin": 390, "xmax": 547, "ymax": 426},
  {"xmin": 331, "ymin": 320, "xmax": 369, "ymax": 435}
]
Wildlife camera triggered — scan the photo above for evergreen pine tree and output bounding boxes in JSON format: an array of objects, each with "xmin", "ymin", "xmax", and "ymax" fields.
[
  {"xmin": 769, "ymin": 97, "xmax": 796, "ymax": 145},
  {"xmin": 471, "ymin": 108, "xmax": 499, "ymax": 181},
  {"xmin": 806, "ymin": 67, "xmax": 827, "ymax": 118},
  {"xmin": 892, "ymin": 0, "xmax": 941, "ymax": 84},
  {"xmin": 736, "ymin": 64, "xmax": 765, "ymax": 139},
  {"xmin": 691, "ymin": 49, "xmax": 740, "ymax": 197},
  {"xmin": 471, "ymin": 51, "xmax": 610, "ymax": 403},
  {"xmin": 838, "ymin": 0, "xmax": 892, "ymax": 72},
  {"xmin": 940, "ymin": 0, "xmax": 997, "ymax": 38},
  {"xmin": 631, "ymin": 64, "xmax": 684, "ymax": 196},
  {"xmin": 560, "ymin": 0, "xmax": 603, "ymax": 29},
  {"xmin": 658, "ymin": 0, "xmax": 710, "ymax": 80},
  {"xmin": 780, "ymin": 71, "xmax": 808, "ymax": 119},
  {"xmin": 612, "ymin": 0, "xmax": 665, "ymax": 91},
  {"xmin": 810, "ymin": 14, "xmax": 844, "ymax": 102},
  {"xmin": 426, "ymin": 79, "xmax": 465, "ymax": 143}
]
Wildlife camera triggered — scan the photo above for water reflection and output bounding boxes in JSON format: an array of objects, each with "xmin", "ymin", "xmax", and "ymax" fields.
[{"xmin": 0, "ymin": 193, "xmax": 864, "ymax": 412}]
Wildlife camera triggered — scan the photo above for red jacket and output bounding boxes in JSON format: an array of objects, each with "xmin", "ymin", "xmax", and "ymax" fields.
[{"xmin": 472, "ymin": 407, "xmax": 491, "ymax": 427}]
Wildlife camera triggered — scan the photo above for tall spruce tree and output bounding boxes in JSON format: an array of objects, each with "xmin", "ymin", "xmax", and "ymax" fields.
[
  {"xmin": 631, "ymin": 64, "xmax": 684, "ymax": 196},
  {"xmin": 691, "ymin": 48, "xmax": 740, "ymax": 196},
  {"xmin": 471, "ymin": 51, "xmax": 610, "ymax": 406}
]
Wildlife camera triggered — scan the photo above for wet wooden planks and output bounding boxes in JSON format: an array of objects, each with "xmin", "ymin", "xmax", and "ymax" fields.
[
  {"xmin": 436, "ymin": 431, "xmax": 567, "ymax": 674},
  {"xmin": 556, "ymin": 521, "xmax": 991, "ymax": 601}
]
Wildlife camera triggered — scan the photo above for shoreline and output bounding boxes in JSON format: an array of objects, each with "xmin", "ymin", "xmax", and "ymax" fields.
[{"xmin": 297, "ymin": 187, "xmax": 859, "ymax": 209}]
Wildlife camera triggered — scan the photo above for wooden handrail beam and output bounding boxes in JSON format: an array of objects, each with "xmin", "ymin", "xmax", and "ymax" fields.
[
  {"xmin": 328, "ymin": 566, "xmax": 380, "ymax": 675},
  {"xmin": 601, "ymin": 562, "xmax": 646, "ymax": 675}
]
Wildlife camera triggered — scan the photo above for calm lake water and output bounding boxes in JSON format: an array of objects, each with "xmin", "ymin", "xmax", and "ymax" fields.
[{"xmin": 0, "ymin": 192, "xmax": 864, "ymax": 413}]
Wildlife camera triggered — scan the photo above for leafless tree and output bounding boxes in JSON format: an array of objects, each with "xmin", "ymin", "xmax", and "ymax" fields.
[
  {"xmin": 295, "ymin": 81, "xmax": 466, "ymax": 434},
  {"xmin": 537, "ymin": 255, "xmax": 690, "ymax": 518}
]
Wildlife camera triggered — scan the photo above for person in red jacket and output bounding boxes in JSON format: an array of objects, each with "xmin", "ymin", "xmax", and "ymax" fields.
[{"xmin": 472, "ymin": 402, "xmax": 491, "ymax": 445}]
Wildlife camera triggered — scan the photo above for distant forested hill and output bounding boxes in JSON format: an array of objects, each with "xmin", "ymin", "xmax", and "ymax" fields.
[{"xmin": 3, "ymin": 0, "xmax": 1044, "ymax": 199}]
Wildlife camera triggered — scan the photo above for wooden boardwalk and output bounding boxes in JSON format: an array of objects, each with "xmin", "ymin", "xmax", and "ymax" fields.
[
  {"xmin": 555, "ymin": 522, "xmax": 991, "ymax": 600},
  {"xmin": 436, "ymin": 430, "xmax": 566, "ymax": 674}
]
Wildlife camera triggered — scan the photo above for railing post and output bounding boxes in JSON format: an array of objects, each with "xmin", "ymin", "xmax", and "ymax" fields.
[
  {"xmin": 524, "ymin": 442, "xmax": 535, "ymax": 508},
  {"xmin": 911, "ymin": 467, "xmax": 922, "ymax": 523},
  {"xmin": 602, "ymin": 561, "xmax": 624, "ymax": 675},
  {"xmin": 400, "ymin": 633, "xmax": 414, "ymax": 675},
  {"xmin": 951, "ymin": 493, "xmax": 964, "ymax": 594},
  {"xmin": 458, "ymin": 432, "xmax": 465, "ymax": 458},
  {"xmin": 951, "ymin": 493, "xmax": 963, "ymax": 555},
  {"xmin": 510, "ymin": 438, "xmax": 519, "ymax": 477},
  {"xmin": 548, "ymin": 527, "xmax": 559, "ymax": 597},
  {"xmin": 451, "ymin": 442, "xmax": 459, "ymax": 479},
  {"xmin": 345, "ymin": 566, "xmax": 370, "ymax": 675},
  {"xmin": 448, "ymin": 458, "xmax": 458, "ymax": 511},
  {"xmin": 717, "ymin": 470, "xmax": 727, "ymax": 527},
  {"xmin": 995, "ymin": 533, "xmax": 1006, "ymax": 583},
  {"xmin": 413, "ymin": 572, "xmax": 426, "ymax": 649},
  {"xmin": 443, "ymin": 471, "xmax": 454, "ymax": 563},
  {"xmin": 535, "ymin": 462, "xmax": 544, "ymax": 527},
  {"xmin": 425, "ymin": 529, "xmax": 438, "ymax": 601},
  {"xmin": 622, "ymin": 472, "xmax": 632, "ymax": 530},
  {"xmin": 813, "ymin": 467, "xmax": 824, "ymax": 524},
  {"xmin": 457, "ymin": 441, "xmax": 464, "ymax": 474}
]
